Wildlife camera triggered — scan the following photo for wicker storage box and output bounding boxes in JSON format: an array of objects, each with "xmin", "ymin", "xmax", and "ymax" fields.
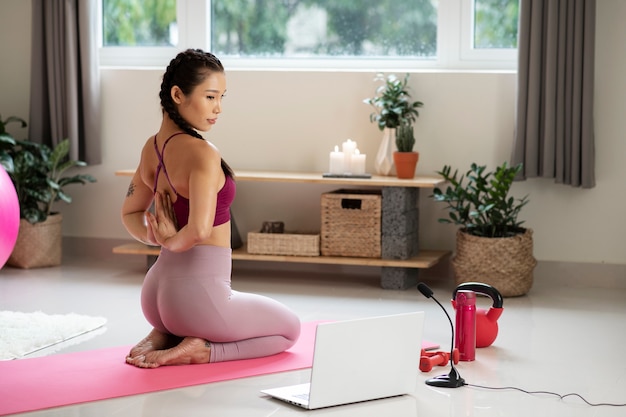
[
  {"xmin": 321, "ymin": 189, "xmax": 382, "ymax": 258},
  {"xmin": 247, "ymin": 232, "xmax": 320, "ymax": 256}
]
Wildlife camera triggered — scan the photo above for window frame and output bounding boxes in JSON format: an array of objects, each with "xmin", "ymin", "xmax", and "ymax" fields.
[
  {"xmin": 458, "ymin": 0, "xmax": 518, "ymax": 68},
  {"xmin": 99, "ymin": 0, "xmax": 517, "ymax": 71}
]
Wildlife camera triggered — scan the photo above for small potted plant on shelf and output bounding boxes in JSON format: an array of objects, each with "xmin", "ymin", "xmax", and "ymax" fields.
[
  {"xmin": 364, "ymin": 73, "xmax": 423, "ymax": 176},
  {"xmin": 393, "ymin": 123, "xmax": 419, "ymax": 179},
  {"xmin": 0, "ymin": 115, "xmax": 96, "ymax": 268},
  {"xmin": 431, "ymin": 161, "xmax": 536, "ymax": 297}
]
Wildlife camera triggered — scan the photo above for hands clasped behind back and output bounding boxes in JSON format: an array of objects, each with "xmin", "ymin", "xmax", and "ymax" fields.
[{"xmin": 146, "ymin": 192, "xmax": 179, "ymax": 247}]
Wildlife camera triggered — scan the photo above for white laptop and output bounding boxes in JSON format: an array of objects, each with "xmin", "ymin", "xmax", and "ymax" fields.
[{"xmin": 261, "ymin": 311, "xmax": 424, "ymax": 410}]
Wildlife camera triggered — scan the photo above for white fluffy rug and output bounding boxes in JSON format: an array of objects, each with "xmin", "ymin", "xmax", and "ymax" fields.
[{"xmin": 0, "ymin": 311, "xmax": 107, "ymax": 360}]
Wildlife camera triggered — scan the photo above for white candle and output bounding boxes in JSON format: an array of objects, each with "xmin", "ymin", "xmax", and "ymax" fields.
[
  {"xmin": 342, "ymin": 138, "xmax": 357, "ymax": 155},
  {"xmin": 329, "ymin": 146, "xmax": 344, "ymax": 174},
  {"xmin": 350, "ymin": 149, "xmax": 366, "ymax": 175},
  {"xmin": 342, "ymin": 139, "xmax": 357, "ymax": 174}
]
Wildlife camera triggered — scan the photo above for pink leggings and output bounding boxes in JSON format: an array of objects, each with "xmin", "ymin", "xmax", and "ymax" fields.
[{"xmin": 141, "ymin": 245, "xmax": 301, "ymax": 362}]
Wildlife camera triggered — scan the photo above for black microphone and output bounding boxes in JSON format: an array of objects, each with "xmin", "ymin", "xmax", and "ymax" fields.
[{"xmin": 417, "ymin": 282, "xmax": 466, "ymax": 388}]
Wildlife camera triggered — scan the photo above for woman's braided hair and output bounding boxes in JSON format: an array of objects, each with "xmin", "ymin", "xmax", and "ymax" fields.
[{"xmin": 160, "ymin": 48, "xmax": 233, "ymax": 177}]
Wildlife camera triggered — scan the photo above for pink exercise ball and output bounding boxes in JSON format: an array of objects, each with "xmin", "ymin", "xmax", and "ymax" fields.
[{"xmin": 0, "ymin": 165, "xmax": 20, "ymax": 268}]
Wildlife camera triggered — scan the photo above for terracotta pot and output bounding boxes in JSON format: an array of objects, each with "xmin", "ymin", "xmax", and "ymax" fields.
[{"xmin": 393, "ymin": 151, "xmax": 419, "ymax": 179}]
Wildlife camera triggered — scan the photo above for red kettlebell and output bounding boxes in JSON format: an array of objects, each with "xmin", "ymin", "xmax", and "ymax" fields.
[{"xmin": 451, "ymin": 282, "xmax": 503, "ymax": 348}]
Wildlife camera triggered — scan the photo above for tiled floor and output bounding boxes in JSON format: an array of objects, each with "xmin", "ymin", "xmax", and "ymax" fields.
[{"xmin": 1, "ymin": 238, "xmax": 625, "ymax": 416}]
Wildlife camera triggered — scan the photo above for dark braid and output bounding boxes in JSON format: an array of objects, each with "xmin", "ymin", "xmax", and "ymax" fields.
[{"xmin": 160, "ymin": 49, "xmax": 234, "ymax": 178}]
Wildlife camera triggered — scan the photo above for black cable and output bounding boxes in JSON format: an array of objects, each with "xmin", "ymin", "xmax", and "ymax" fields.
[{"xmin": 466, "ymin": 383, "xmax": 626, "ymax": 407}]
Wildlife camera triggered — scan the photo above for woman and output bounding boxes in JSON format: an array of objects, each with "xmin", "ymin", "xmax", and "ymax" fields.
[{"xmin": 122, "ymin": 49, "xmax": 301, "ymax": 368}]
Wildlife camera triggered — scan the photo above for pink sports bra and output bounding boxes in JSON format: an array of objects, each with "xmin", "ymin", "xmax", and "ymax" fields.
[{"xmin": 153, "ymin": 133, "xmax": 235, "ymax": 228}]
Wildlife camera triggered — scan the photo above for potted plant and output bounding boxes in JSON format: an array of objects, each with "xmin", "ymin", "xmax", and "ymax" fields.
[
  {"xmin": 364, "ymin": 73, "xmax": 423, "ymax": 176},
  {"xmin": 431, "ymin": 162, "xmax": 536, "ymax": 296},
  {"xmin": 393, "ymin": 124, "xmax": 419, "ymax": 179},
  {"xmin": 0, "ymin": 115, "xmax": 96, "ymax": 268}
]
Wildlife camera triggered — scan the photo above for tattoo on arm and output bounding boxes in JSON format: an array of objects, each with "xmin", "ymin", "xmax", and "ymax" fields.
[{"xmin": 126, "ymin": 182, "xmax": 136, "ymax": 197}]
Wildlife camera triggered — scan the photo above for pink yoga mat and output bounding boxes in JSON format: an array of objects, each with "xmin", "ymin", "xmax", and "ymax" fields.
[{"xmin": 0, "ymin": 321, "xmax": 438, "ymax": 416}]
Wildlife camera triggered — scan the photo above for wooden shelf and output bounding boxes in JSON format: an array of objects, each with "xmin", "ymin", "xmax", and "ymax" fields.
[
  {"xmin": 112, "ymin": 242, "xmax": 160, "ymax": 256},
  {"xmin": 114, "ymin": 168, "xmax": 449, "ymax": 288},
  {"xmin": 113, "ymin": 242, "xmax": 449, "ymax": 269},
  {"xmin": 115, "ymin": 169, "xmax": 444, "ymax": 188}
]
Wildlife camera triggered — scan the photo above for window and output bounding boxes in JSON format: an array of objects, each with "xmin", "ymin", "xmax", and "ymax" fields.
[
  {"xmin": 210, "ymin": 1, "xmax": 437, "ymax": 58},
  {"xmin": 456, "ymin": 0, "xmax": 518, "ymax": 65},
  {"xmin": 102, "ymin": 0, "xmax": 177, "ymax": 46},
  {"xmin": 473, "ymin": 0, "xmax": 519, "ymax": 49},
  {"xmin": 100, "ymin": 0, "xmax": 519, "ymax": 70}
]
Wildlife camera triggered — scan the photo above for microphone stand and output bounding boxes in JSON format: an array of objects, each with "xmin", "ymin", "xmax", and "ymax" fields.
[{"xmin": 417, "ymin": 283, "xmax": 466, "ymax": 388}]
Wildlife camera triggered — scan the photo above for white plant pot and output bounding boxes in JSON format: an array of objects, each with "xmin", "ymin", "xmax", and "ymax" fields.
[{"xmin": 374, "ymin": 127, "xmax": 396, "ymax": 176}]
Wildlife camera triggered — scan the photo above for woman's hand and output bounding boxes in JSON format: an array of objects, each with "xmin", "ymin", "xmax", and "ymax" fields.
[{"xmin": 145, "ymin": 192, "xmax": 179, "ymax": 247}]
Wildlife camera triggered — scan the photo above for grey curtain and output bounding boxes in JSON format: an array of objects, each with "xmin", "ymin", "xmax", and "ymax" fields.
[
  {"xmin": 512, "ymin": 0, "xmax": 596, "ymax": 188},
  {"xmin": 29, "ymin": 0, "xmax": 101, "ymax": 164}
]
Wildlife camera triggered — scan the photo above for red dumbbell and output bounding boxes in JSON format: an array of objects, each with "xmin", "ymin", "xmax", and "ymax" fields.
[{"xmin": 419, "ymin": 348, "xmax": 460, "ymax": 372}]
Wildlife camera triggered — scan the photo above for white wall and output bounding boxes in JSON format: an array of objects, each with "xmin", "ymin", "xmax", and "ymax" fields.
[
  {"xmin": 0, "ymin": 1, "xmax": 31, "ymax": 130},
  {"xmin": 1, "ymin": 0, "xmax": 625, "ymax": 265}
]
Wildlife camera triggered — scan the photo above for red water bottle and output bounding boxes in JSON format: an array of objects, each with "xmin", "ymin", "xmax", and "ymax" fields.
[{"xmin": 454, "ymin": 290, "xmax": 476, "ymax": 361}]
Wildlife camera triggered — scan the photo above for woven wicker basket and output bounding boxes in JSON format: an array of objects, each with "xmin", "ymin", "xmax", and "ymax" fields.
[
  {"xmin": 8, "ymin": 214, "xmax": 63, "ymax": 269},
  {"xmin": 452, "ymin": 228, "xmax": 536, "ymax": 297},
  {"xmin": 320, "ymin": 189, "xmax": 381, "ymax": 258},
  {"xmin": 247, "ymin": 232, "xmax": 320, "ymax": 256}
]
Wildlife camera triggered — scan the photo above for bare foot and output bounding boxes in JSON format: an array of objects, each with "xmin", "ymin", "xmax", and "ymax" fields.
[
  {"xmin": 126, "ymin": 329, "xmax": 181, "ymax": 364},
  {"xmin": 128, "ymin": 337, "xmax": 212, "ymax": 369}
]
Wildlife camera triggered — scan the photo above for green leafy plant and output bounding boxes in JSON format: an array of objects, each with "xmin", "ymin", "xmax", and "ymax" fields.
[
  {"xmin": 431, "ymin": 162, "xmax": 529, "ymax": 238},
  {"xmin": 0, "ymin": 114, "xmax": 26, "ymax": 172},
  {"xmin": 0, "ymin": 116, "xmax": 96, "ymax": 224},
  {"xmin": 395, "ymin": 124, "xmax": 415, "ymax": 152},
  {"xmin": 364, "ymin": 73, "xmax": 423, "ymax": 131}
]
